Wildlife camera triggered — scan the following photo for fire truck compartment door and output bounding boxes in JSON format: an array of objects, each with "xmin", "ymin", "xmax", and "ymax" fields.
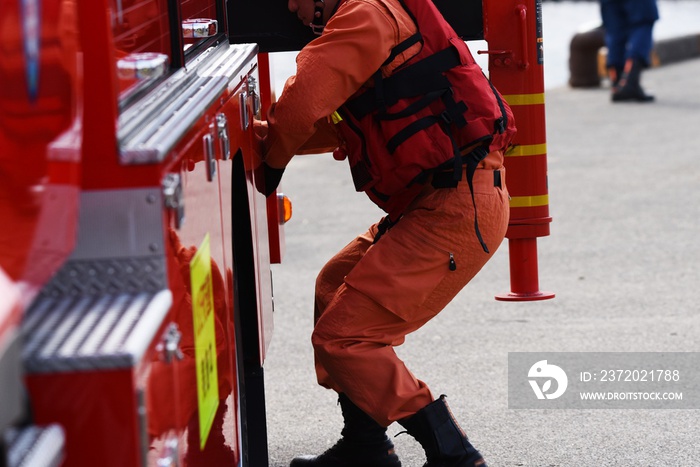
[{"xmin": 118, "ymin": 43, "xmax": 258, "ymax": 165}]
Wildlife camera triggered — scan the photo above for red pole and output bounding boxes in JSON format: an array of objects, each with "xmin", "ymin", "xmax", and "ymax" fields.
[{"xmin": 483, "ymin": 0, "xmax": 555, "ymax": 301}]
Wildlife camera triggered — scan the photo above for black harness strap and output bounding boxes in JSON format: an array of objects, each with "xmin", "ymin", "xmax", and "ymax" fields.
[
  {"xmin": 463, "ymin": 146, "xmax": 490, "ymax": 253},
  {"xmin": 378, "ymin": 89, "xmax": 445, "ymax": 121},
  {"xmin": 373, "ymin": 215, "xmax": 398, "ymax": 244},
  {"xmin": 383, "ymin": 89, "xmax": 468, "ymax": 154},
  {"xmin": 345, "ymin": 46, "xmax": 462, "ymax": 120},
  {"xmin": 381, "ymin": 32, "xmax": 423, "ymax": 67},
  {"xmin": 439, "ymin": 91, "xmax": 468, "ymax": 128},
  {"xmin": 386, "ymin": 115, "xmax": 441, "ymax": 154},
  {"xmin": 429, "ymin": 145, "xmax": 491, "ymax": 254},
  {"xmin": 485, "ymin": 75, "xmax": 508, "ymax": 134}
]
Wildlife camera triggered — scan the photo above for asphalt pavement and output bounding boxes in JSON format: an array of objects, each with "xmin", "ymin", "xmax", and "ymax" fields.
[{"xmin": 261, "ymin": 42, "xmax": 700, "ymax": 467}]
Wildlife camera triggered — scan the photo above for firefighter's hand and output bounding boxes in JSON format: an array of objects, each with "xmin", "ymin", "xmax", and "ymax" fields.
[
  {"xmin": 252, "ymin": 119, "xmax": 268, "ymax": 166},
  {"xmin": 257, "ymin": 162, "xmax": 285, "ymax": 197}
]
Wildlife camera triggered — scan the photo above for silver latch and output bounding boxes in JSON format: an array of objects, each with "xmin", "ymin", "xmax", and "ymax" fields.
[
  {"xmin": 216, "ymin": 113, "xmax": 230, "ymax": 161},
  {"xmin": 203, "ymin": 131, "xmax": 216, "ymax": 182},
  {"xmin": 239, "ymin": 90, "xmax": 249, "ymax": 131},
  {"xmin": 158, "ymin": 323, "xmax": 184, "ymax": 364},
  {"xmin": 162, "ymin": 173, "xmax": 184, "ymax": 229},
  {"xmin": 156, "ymin": 431, "xmax": 180, "ymax": 467},
  {"xmin": 248, "ymin": 75, "xmax": 261, "ymax": 116}
]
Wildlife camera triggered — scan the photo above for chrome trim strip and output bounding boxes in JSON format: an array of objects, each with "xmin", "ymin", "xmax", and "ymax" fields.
[{"xmin": 118, "ymin": 42, "xmax": 258, "ymax": 165}]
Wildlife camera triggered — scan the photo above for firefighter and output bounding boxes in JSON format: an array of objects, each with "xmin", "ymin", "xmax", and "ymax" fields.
[
  {"xmin": 599, "ymin": 0, "xmax": 658, "ymax": 102},
  {"xmin": 255, "ymin": 0, "xmax": 514, "ymax": 465}
]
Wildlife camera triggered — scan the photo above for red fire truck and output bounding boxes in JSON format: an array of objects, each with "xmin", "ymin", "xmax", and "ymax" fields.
[{"xmin": 1, "ymin": 0, "xmax": 552, "ymax": 466}]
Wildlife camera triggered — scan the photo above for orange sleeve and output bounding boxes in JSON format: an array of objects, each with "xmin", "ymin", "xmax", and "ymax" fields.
[
  {"xmin": 263, "ymin": 0, "xmax": 402, "ymax": 168},
  {"xmin": 295, "ymin": 117, "xmax": 340, "ymax": 155}
]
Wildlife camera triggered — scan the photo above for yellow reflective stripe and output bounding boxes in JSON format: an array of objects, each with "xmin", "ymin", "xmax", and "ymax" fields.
[
  {"xmin": 503, "ymin": 93, "xmax": 546, "ymax": 106},
  {"xmin": 506, "ymin": 143, "xmax": 547, "ymax": 157},
  {"xmin": 510, "ymin": 194, "xmax": 549, "ymax": 208}
]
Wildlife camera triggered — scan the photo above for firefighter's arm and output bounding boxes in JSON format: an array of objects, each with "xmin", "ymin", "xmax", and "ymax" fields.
[
  {"xmin": 262, "ymin": 0, "xmax": 400, "ymax": 169},
  {"xmin": 295, "ymin": 118, "xmax": 339, "ymax": 155}
]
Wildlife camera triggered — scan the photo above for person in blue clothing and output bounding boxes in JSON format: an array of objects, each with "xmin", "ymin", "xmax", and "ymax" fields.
[{"xmin": 600, "ymin": 0, "xmax": 659, "ymax": 102}]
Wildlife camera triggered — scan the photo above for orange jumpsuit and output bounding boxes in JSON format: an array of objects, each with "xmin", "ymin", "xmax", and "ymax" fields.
[{"xmin": 262, "ymin": 0, "xmax": 510, "ymax": 427}]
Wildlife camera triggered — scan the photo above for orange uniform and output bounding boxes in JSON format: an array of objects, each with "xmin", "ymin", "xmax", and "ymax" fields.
[{"xmin": 261, "ymin": 0, "xmax": 510, "ymax": 427}]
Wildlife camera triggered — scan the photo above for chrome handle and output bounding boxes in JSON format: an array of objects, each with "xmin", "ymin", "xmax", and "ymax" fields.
[
  {"xmin": 156, "ymin": 432, "xmax": 180, "ymax": 467},
  {"xmin": 182, "ymin": 18, "xmax": 218, "ymax": 39},
  {"xmin": 248, "ymin": 75, "xmax": 261, "ymax": 116},
  {"xmin": 216, "ymin": 114, "xmax": 231, "ymax": 161},
  {"xmin": 158, "ymin": 323, "xmax": 184, "ymax": 364},
  {"xmin": 239, "ymin": 91, "xmax": 249, "ymax": 130},
  {"xmin": 117, "ymin": 52, "xmax": 169, "ymax": 80},
  {"xmin": 203, "ymin": 133, "xmax": 216, "ymax": 182},
  {"xmin": 162, "ymin": 174, "xmax": 185, "ymax": 230}
]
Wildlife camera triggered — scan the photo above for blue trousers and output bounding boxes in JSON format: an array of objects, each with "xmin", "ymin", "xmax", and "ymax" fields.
[{"xmin": 600, "ymin": 0, "xmax": 659, "ymax": 68}]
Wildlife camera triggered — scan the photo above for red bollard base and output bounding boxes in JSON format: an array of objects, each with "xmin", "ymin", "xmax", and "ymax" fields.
[
  {"xmin": 495, "ymin": 290, "xmax": 555, "ymax": 302},
  {"xmin": 495, "ymin": 237, "xmax": 555, "ymax": 302}
]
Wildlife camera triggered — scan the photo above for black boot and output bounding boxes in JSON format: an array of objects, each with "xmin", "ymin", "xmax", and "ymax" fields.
[
  {"xmin": 290, "ymin": 393, "xmax": 401, "ymax": 467},
  {"xmin": 399, "ymin": 396, "xmax": 486, "ymax": 467},
  {"xmin": 612, "ymin": 58, "xmax": 654, "ymax": 102}
]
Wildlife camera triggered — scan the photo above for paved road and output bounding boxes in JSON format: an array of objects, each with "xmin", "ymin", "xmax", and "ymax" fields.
[{"xmin": 261, "ymin": 28, "xmax": 700, "ymax": 467}]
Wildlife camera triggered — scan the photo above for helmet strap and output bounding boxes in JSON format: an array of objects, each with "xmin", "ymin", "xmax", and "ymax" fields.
[{"xmin": 310, "ymin": 0, "xmax": 326, "ymax": 35}]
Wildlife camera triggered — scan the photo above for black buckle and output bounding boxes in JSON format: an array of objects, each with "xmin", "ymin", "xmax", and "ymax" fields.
[
  {"xmin": 494, "ymin": 170, "xmax": 502, "ymax": 188},
  {"xmin": 440, "ymin": 110, "xmax": 452, "ymax": 125}
]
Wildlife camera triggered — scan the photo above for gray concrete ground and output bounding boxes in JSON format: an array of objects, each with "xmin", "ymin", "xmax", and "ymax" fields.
[{"xmin": 262, "ymin": 55, "xmax": 700, "ymax": 467}]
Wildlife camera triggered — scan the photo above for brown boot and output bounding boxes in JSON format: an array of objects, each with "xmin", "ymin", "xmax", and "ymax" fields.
[{"xmin": 399, "ymin": 395, "xmax": 487, "ymax": 467}]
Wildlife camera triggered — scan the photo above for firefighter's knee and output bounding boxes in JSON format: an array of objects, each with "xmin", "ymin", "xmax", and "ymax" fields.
[
  {"xmin": 310, "ymin": 323, "xmax": 346, "ymax": 364},
  {"xmin": 311, "ymin": 325, "xmax": 333, "ymax": 356}
]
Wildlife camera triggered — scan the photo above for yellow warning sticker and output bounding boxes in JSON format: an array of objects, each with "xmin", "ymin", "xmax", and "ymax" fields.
[{"xmin": 190, "ymin": 234, "xmax": 219, "ymax": 450}]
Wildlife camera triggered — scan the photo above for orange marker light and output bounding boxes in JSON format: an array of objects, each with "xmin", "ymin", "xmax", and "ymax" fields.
[{"xmin": 277, "ymin": 193, "xmax": 292, "ymax": 224}]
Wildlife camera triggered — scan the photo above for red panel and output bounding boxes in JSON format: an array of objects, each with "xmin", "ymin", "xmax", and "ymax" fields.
[
  {"xmin": 26, "ymin": 370, "xmax": 143, "ymax": 467},
  {"xmin": 155, "ymin": 74, "xmax": 250, "ymax": 465},
  {"xmin": 78, "ymin": 0, "xmax": 167, "ymax": 190},
  {"xmin": 0, "ymin": 0, "xmax": 81, "ymax": 295},
  {"xmin": 180, "ymin": 0, "xmax": 216, "ymax": 21},
  {"xmin": 111, "ymin": 0, "xmax": 171, "ymax": 56}
]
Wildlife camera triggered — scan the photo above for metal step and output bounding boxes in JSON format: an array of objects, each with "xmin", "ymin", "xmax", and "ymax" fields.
[
  {"xmin": 4, "ymin": 424, "xmax": 64, "ymax": 467},
  {"xmin": 22, "ymin": 290, "xmax": 172, "ymax": 374}
]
